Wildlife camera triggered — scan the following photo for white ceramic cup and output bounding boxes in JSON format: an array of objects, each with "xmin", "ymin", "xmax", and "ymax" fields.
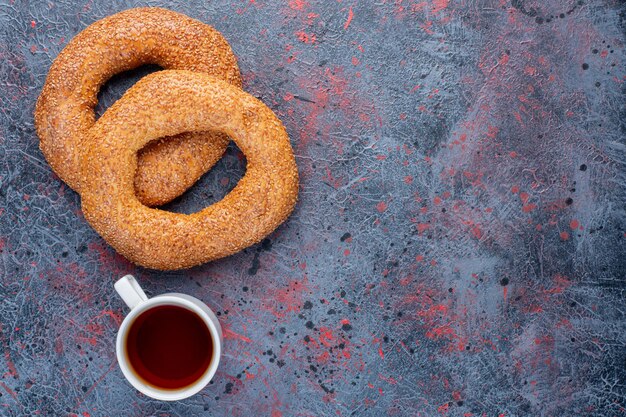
[{"xmin": 114, "ymin": 274, "xmax": 222, "ymax": 401}]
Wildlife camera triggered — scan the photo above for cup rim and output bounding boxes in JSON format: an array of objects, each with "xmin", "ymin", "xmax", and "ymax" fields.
[{"xmin": 116, "ymin": 294, "xmax": 221, "ymax": 401}]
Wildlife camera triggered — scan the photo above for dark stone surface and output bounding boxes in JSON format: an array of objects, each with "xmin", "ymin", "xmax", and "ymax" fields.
[{"xmin": 1, "ymin": 0, "xmax": 625, "ymax": 416}]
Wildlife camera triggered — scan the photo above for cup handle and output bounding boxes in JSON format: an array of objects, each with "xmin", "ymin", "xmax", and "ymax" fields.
[{"xmin": 115, "ymin": 275, "xmax": 148, "ymax": 310}]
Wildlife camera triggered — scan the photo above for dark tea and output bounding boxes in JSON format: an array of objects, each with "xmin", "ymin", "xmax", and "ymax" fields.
[{"xmin": 125, "ymin": 304, "xmax": 213, "ymax": 390}]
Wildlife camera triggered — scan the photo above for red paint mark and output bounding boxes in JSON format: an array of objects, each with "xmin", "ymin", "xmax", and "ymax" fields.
[
  {"xmin": 416, "ymin": 223, "xmax": 430, "ymax": 234},
  {"xmin": 425, "ymin": 324, "xmax": 455, "ymax": 340},
  {"xmin": 379, "ymin": 374, "xmax": 398, "ymax": 385},
  {"xmin": 471, "ymin": 226, "xmax": 482, "ymax": 239},
  {"xmin": 511, "ymin": 185, "xmax": 520, "ymax": 193},
  {"xmin": 344, "ymin": 249, "xmax": 350, "ymax": 256},
  {"xmin": 522, "ymin": 204, "xmax": 537, "ymax": 213},
  {"xmin": 570, "ymin": 219, "xmax": 579, "ymax": 230},
  {"xmin": 560, "ymin": 231, "xmax": 570, "ymax": 241},
  {"xmin": 54, "ymin": 337, "xmax": 63, "ymax": 354},
  {"xmin": 524, "ymin": 66, "xmax": 537, "ymax": 76},
  {"xmin": 30, "ymin": 20, "xmax": 36, "ymax": 28},
  {"xmin": 84, "ymin": 322, "xmax": 104, "ymax": 336},
  {"xmin": 419, "ymin": 304, "xmax": 448, "ymax": 317},
  {"xmin": 499, "ymin": 54, "xmax": 510, "ymax": 66},
  {"xmin": 415, "ymin": 255, "xmax": 424, "ymax": 262},
  {"xmin": 295, "ymin": 30, "xmax": 316, "ymax": 44},
  {"xmin": 376, "ymin": 201, "xmax": 388, "ymax": 213},
  {"xmin": 403, "ymin": 175, "xmax": 413, "ymax": 184},
  {"xmin": 344, "ymin": 6, "xmax": 354, "ymax": 30},
  {"xmin": 427, "ymin": 88, "xmax": 440, "ymax": 99},
  {"xmin": 503, "ymin": 286, "xmax": 508, "ymax": 301},
  {"xmin": 77, "ymin": 336, "xmax": 97, "ymax": 347},
  {"xmin": 289, "ymin": 0, "xmax": 307, "ymax": 10},
  {"xmin": 0, "ymin": 381, "xmax": 18, "ymax": 402},
  {"xmin": 545, "ymin": 274, "xmax": 572, "ymax": 295},
  {"xmin": 263, "ymin": 278, "xmax": 311, "ymax": 318},
  {"xmin": 433, "ymin": 196, "xmax": 442, "ymax": 205},
  {"xmin": 437, "ymin": 402, "xmax": 450, "ymax": 414},
  {"xmin": 509, "ymin": 151, "xmax": 517, "ymax": 158},
  {"xmin": 223, "ymin": 327, "xmax": 252, "ymax": 343},
  {"xmin": 318, "ymin": 327, "xmax": 335, "ymax": 348},
  {"xmin": 432, "ymin": 0, "xmax": 449, "ymax": 14},
  {"xmin": 94, "ymin": 309, "xmax": 122, "ymax": 325},
  {"xmin": 519, "ymin": 192, "xmax": 529, "ymax": 203},
  {"xmin": 410, "ymin": 2, "xmax": 428, "ymax": 12},
  {"xmin": 283, "ymin": 92, "xmax": 294, "ymax": 101},
  {"xmin": 0, "ymin": 324, "xmax": 18, "ymax": 379},
  {"xmin": 317, "ymin": 351, "xmax": 330, "ymax": 364},
  {"xmin": 420, "ymin": 20, "xmax": 434, "ymax": 35},
  {"xmin": 526, "ymin": 304, "xmax": 544, "ymax": 313},
  {"xmin": 378, "ymin": 346, "xmax": 385, "ymax": 359},
  {"xmin": 351, "ymin": 56, "xmax": 360, "ymax": 66},
  {"xmin": 556, "ymin": 318, "xmax": 573, "ymax": 329},
  {"xmin": 600, "ymin": 50, "xmax": 608, "ymax": 58}
]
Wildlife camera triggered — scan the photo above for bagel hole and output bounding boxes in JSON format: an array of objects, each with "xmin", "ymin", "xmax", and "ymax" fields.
[
  {"xmin": 158, "ymin": 142, "xmax": 247, "ymax": 214},
  {"xmin": 95, "ymin": 64, "xmax": 163, "ymax": 119}
]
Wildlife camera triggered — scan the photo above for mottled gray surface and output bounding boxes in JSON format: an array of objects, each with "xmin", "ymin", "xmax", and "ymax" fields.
[{"xmin": 1, "ymin": 0, "xmax": 625, "ymax": 416}]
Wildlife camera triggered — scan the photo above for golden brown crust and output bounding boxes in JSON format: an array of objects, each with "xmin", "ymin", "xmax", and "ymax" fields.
[
  {"xmin": 133, "ymin": 132, "xmax": 230, "ymax": 206},
  {"xmin": 80, "ymin": 71, "xmax": 299, "ymax": 270},
  {"xmin": 34, "ymin": 7, "xmax": 241, "ymax": 206}
]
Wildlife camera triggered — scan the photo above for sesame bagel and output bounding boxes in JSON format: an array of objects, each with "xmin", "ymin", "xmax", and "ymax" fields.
[
  {"xmin": 35, "ymin": 7, "xmax": 241, "ymax": 206},
  {"xmin": 80, "ymin": 71, "xmax": 299, "ymax": 270}
]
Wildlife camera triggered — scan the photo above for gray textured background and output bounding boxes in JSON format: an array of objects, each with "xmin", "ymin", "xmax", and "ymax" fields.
[{"xmin": 1, "ymin": 0, "xmax": 625, "ymax": 416}]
